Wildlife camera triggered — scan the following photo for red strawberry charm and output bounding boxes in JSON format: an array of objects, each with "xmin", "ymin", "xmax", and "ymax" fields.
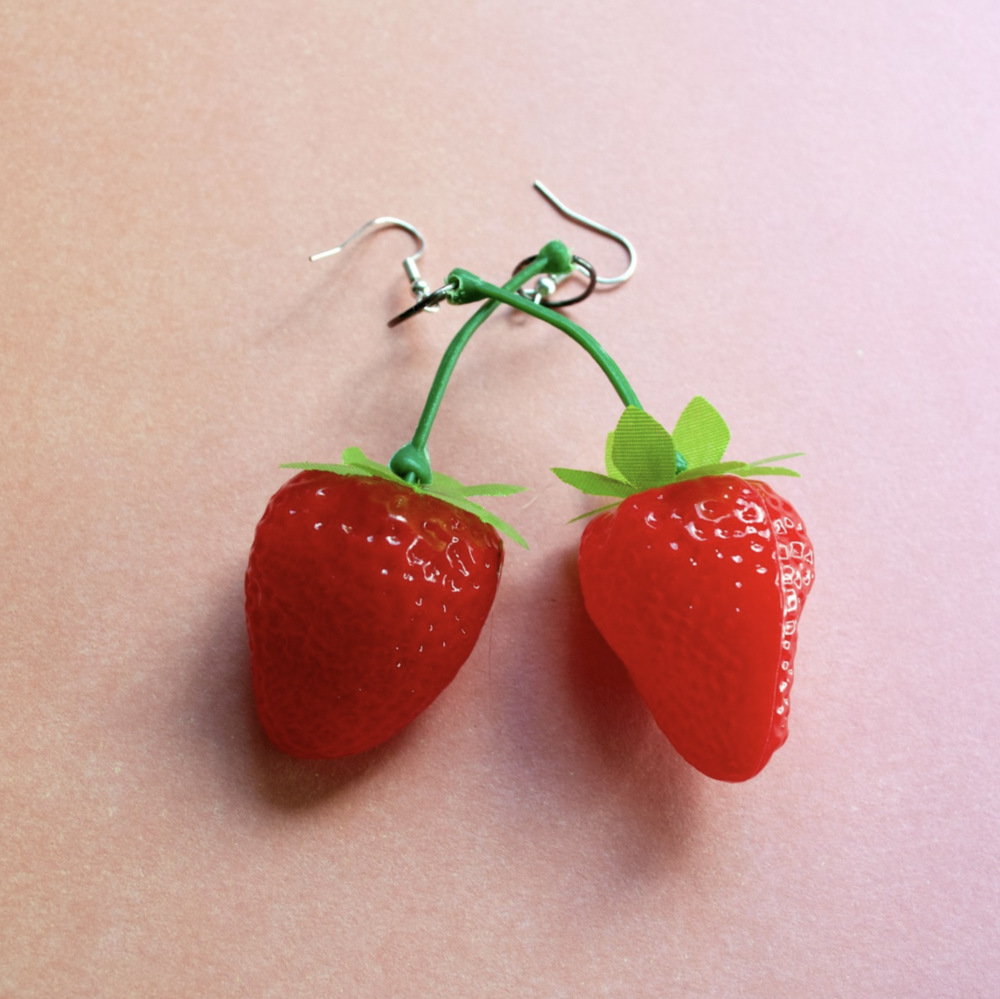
[
  {"xmin": 246, "ymin": 448, "xmax": 525, "ymax": 758},
  {"xmin": 554, "ymin": 398, "xmax": 814, "ymax": 782}
]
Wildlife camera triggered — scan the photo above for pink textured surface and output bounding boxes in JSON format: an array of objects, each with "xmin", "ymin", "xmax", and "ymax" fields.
[{"xmin": 2, "ymin": 1, "xmax": 998, "ymax": 996}]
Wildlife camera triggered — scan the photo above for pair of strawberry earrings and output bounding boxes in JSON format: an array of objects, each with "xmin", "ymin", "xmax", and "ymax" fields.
[{"xmin": 245, "ymin": 183, "xmax": 815, "ymax": 783}]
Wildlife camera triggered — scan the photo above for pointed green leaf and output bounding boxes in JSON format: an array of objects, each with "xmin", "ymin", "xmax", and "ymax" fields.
[
  {"xmin": 672, "ymin": 396, "xmax": 730, "ymax": 467},
  {"xmin": 460, "ymin": 483, "xmax": 528, "ymax": 497},
  {"xmin": 424, "ymin": 470, "xmax": 465, "ymax": 498},
  {"xmin": 280, "ymin": 462, "xmax": 356, "ymax": 473},
  {"xmin": 279, "ymin": 460, "xmax": 403, "ymax": 482},
  {"xmin": 674, "ymin": 460, "xmax": 749, "ymax": 482},
  {"xmin": 551, "ymin": 467, "xmax": 634, "ymax": 498},
  {"xmin": 604, "ymin": 432, "xmax": 628, "ymax": 482},
  {"xmin": 440, "ymin": 493, "xmax": 528, "ymax": 548},
  {"xmin": 745, "ymin": 452, "xmax": 805, "ymax": 468},
  {"xmin": 611, "ymin": 407, "xmax": 676, "ymax": 489},
  {"xmin": 341, "ymin": 447, "xmax": 397, "ymax": 476},
  {"xmin": 352, "ymin": 462, "xmax": 401, "ymax": 482},
  {"xmin": 568, "ymin": 501, "xmax": 621, "ymax": 523},
  {"xmin": 743, "ymin": 465, "xmax": 801, "ymax": 478}
]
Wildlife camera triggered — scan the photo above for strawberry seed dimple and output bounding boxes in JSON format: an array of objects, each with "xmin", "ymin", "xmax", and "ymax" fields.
[
  {"xmin": 694, "ymin": 500, "xmax": 726, "ymax": 522},
  {"xmin": 735, "ymin": 501, "xmax": 766, "ymax": 524}
]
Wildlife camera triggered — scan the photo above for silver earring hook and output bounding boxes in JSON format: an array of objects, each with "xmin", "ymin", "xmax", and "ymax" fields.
[
  {"xmin": 532, "ymin": 180, "xmax": 637, "ymax": 286},
  {"xmin": 309, "ymin": 217, "xmax": 437, "ymax": 306}
]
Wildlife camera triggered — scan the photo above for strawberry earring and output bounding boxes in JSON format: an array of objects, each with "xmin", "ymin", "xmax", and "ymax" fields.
[
  {"xmin": 554, "ymin": 405, "xmax": 814, "ymax": 783},
  {"xmin": 246, "ymin": 188, "xmax": 620, "ymax": 760}
]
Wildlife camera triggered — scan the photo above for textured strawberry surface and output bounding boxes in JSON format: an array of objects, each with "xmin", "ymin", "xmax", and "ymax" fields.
[
  {"xmin": 578, "ymin": 475, "xmax": 814, "ymax": 782},
  {"xmin": 246, "ymin": 471, "xmax": 503, "ymax": 758}
]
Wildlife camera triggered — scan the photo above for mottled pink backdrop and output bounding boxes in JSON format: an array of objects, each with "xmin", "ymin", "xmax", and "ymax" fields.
[{"xmin": 2, "ymin": 1, "xmax": 998, "ymax": 996}]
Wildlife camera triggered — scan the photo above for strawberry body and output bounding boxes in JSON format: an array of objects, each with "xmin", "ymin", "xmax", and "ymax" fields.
[
  {"xmin": 246, "ymin": 470, "xmax": 503, "ymax": 758},
  {"xmin": 578, "ymin": 474, "xmax": 814, "ymax": 782}
]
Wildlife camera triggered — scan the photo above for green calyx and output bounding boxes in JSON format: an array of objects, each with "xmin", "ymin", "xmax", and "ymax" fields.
[
  {"xmin": 552, "ymin": 396, "xmax": 804, "ymax": 521},
  {"xmin": 282, "ymin": 449, "xmax": 529, "ymax": 548}
]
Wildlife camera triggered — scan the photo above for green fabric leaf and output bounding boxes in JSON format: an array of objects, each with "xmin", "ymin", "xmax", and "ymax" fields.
[
  {"xmin": 604, "ymin": 432, "xmax": 628, "ymax": 482},
  {"xmin": 568, "ymin": 501, "xmax": 621, "ymax": 523},
  {"xmin": 280, "ymin": 462, "xmax": 363, "ymax": 474},
  {"xmin": 611, "ymin": 407, "xmax": 676, "ymax": 489},
  {"xmin": 743, "ymin": 465, "xmax": 801, "ymax": 478},
  {"xmin": 441, "ymin": 493, "xmax": 529, "ymax": 548},
  {"xmin": 425, "ymin": 470, "xmax": 465, "ymax": 498},
  {"xmin": 672, "ymin": 396, "xmax": 730, "ymax": 467},
  {"xmin": 551, "ymin": 467, "xmax": 635, "ymax": 498},
  {"xmin": 341, "ymin": 447, "xmax": 397, "ymax": 476},
  {"xmin": 674, "ymin": 460, "xmax": 749, "ymax": 482},
  {"xmin": 745, "ymin": 452, "xmax": 805, "ymax": 467},
  {"xmin": 349, "ymin": 462, "xmax": 401, "ymax": 482},
  {"xmin": 460, "ymin": 483, "xmax": 528, "ymax": 497}
]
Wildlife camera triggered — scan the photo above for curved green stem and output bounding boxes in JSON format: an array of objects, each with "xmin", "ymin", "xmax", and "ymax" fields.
[
  {"xmin": 451, "ymin": 274, "xmax": 642, "ymax": 410},
  {"xmin": 389, "ymin": 241, "xmax": 642, "ymax": 484}
]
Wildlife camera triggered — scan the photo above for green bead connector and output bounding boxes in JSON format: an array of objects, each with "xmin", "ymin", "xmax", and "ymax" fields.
[{"xmin": 389, "ymin": 442, "xmax": 433, "ymax": 485}]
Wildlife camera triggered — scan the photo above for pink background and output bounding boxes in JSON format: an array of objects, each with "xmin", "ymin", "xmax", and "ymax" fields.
[{"xmin": 2, "ymin": 1, "xmax": 998, "ymax": 995}]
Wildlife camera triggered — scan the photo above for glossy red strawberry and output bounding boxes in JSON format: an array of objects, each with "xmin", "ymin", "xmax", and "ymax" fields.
[
  {"xmin": 579, "ymin": 474, "xmax": 813, "ymax": 781},
  {"xmin": 554, "ymin": 398, "xmax": 815, "ymax": 782},
  {"xmin": 246, "ymin": 451, "xmax": 524, "ymax": 758}
]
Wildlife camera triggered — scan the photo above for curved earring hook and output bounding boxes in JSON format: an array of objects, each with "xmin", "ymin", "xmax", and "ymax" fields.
[
  {"xmin": 309, "ymin": 217, "xmax": 435, "ymax": 303},
  {"xmin": 532, "ymin": 180, "xmax": 637, "ymax": 286}
]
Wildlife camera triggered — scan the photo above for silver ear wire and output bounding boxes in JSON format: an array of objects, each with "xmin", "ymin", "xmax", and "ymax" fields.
[
  {"xmin": 310, "ymin": 217, "xmax": 439, "ymax": 309},
  {"xmin": 518, "ymin": 181, "xmax": 637, "ymax": 305},
  {"xmin": 531, "ymin": 181, "xmax": 636, "ymax": 285}
]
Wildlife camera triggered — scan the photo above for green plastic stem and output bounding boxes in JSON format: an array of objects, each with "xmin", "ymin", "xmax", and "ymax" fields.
[
  {"xmin": 389, "ymin": 242, "xmax": 642, "ymax": 484},
  {"xmin": 454, "ymin": 276, "xmax": 642, "ymax": 410}
]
